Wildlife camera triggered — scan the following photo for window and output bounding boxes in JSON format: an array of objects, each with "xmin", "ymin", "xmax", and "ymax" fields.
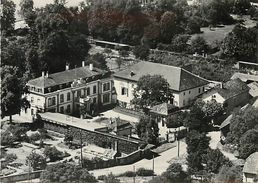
[
  {"xmin": 86, "ymin": 87, "xmax": 90, "ymax": 95},
  {"xmin": 31, "ymin": 97, "xmax": 34, "ymax": 103},
  {"xmin": 93, "ymin": 85, "xmax": 97, "ymax": 94},
  {"xmin": 93, "ymin": 97, "xmax": 97, "ymax": 104},
  {"xmin": 183, "ymin": 100, "xmax": 185, "ymax": 106},
  {"xmin": 67, "ymin": 105, "xmax": 71, "ymax": 113},
  {"xmin": 103, "ymin": 82, "xmax": 110, "ymax": 92},
  {"xmin": 199, "ymin": 88, "xmax": 201, "ymax": 93},
  {"xmin": 203, "ymin": 87, "xmax": 205, "ymax": 92},
  {"xmin": 31, "ymin": 109, "xmax": 34, "ymax": 115},
  {"xmin": 103, "ymin": 93, "xmax": 110, "ymax": 103},
  {"xmin": 189, "ymin": 91, "xmax": 191, "ymax": 94},
  {"xmin": 60, "ymin": 106, "xmax": 64, "ymax": 114},
  {"xmin": 121, "ymin": 87, "xmax": 128, "ymax": 96},
  {"xmin": 183, "ymin": 92, "xmax": 185, "ymax": 96},
  {"xmin": 67, "ymin": 92, "xmax": 71, "ymax": 101},
  {"xmin": 52, "ymin": 97, "xmax": 56, "ymax": 105},
  {"xmin": 37, "ymin": 99, "xmax": 40, "ymax": 104},
  {"xmin": 60, "ymin": 94, "xmax": 64, "ymax": 103}
]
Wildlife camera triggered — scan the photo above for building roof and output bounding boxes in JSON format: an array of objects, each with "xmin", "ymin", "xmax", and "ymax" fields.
[
  {"xmin": 214, "ymin": 79, "xmax": 249, "ymax": 100},
  {"xmin": 231, "ymin": 73, "xmax": 258, "ymax": 83},
  {"xmin": 28, "ymin": 66, "xmax": 107, "ymax": 88},
  {"xmin": 248, "ymin": 82, "xmax": 258, "ymax": 97},
  {"xmin": 114, "ymin": 61, "xmax": 209, "ymax": 92},
  {"xmin": 243, "ymin": 152, "xmax": 258, "ymax": 175},
  {"xmin": 150, "ymin": 103, "xmax": 178, "ymax": 116},
  {"xmin": 252, "ymin": 98, "xmax": 258, "ymax": 108}
]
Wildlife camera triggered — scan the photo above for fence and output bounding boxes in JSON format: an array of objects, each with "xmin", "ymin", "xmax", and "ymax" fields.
[{"xmin": 0, "ymin": 170, "xmax": 43, "ymax": 183}]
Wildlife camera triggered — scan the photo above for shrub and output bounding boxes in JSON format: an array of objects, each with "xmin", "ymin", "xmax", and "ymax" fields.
[
  {"xmin": 136, "ymin": 168, "xmax": 154, "ymax": 176},
  {"xmin": 118, "ymin": 171, "xmax": 136, "ymax": 177},
  {"xmin": 44, "ymin": 146, "xmax": 63, "ymax": 162},
  {"xmin": 98, "ymin": 175, "xmax": 107, "ymax": 180},
  {"xmin": 26, "ymin": 152, "xmax": 47, "ymax": 171},
  {"xmin": 29, "ymin": 132, "xmax": 41, "ymax": 142}
]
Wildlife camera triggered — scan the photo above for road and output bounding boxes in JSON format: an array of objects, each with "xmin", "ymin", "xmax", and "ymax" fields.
[{"xmin": 90, "ymin": 141, "xmax": 187, "ymax": 177}]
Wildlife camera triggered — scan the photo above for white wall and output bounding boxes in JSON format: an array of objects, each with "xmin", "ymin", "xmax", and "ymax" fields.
[
  {"xmin": 202, "ymin": 90, "xmax": 225, "ymax": 104},
  {"xmin": 243, "ymin": 173, "xmax": 257, "ymax": 183},
  {"xmin": 177, "ymin": 86, "xmax": 206, "ymax": 107}
]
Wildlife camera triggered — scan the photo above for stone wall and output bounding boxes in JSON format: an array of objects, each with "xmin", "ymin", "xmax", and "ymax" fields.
[{"xmin": 43, "ymin": 121, "xmax": 140, "ymax": 154}]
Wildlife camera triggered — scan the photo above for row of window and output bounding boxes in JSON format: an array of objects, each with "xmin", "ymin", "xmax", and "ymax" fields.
[
  {"xmin": 30, "ymin": 86, "xmax": 43, "ymax": 93},
  {"xmin": 60, "ymin": 105, "xmax": 71, "ymax": 114},
  {"xmin": 183, "ymin": 87, "xmax": 205, "ymax": 96}
]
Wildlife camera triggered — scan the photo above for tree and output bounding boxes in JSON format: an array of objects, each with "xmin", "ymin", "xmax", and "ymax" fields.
[
  {"xmin": 40, "ymin": 163, "xmax": 97, "ymax": 183},
  {"xmin": 85, "ymin": 53, "xmax": 109, "ymax": 70},
  {"xmin": 216, "ymin": 165, "xmax": 243, "ymax": 183},
  {"xmin": 190, "ymin": 36, "xmax": 209, "ymax": 54},
  {"xmin": 132, "ymin": 75, "xmax": 173, "ymax": 108},
  {"xmin": 166, "ymin": 111, "xmax": 188, "ymax": 128},
  {"xmin": 0, "ymin": 131, "xmax": 15, "ymax": 146},
  {"xmin": 162, "ymin": 163, "xmax": 187, "ymax": 183},
  {"xmin": 186, "ymin": 16, "xmax": 202, "ymax": 34},
  {"xmin": 133, "ymin": 44, "xmax": 150, "ymax": 60},
  {"xmin": 1, "ymin": 0, "xmax": 16, "ymax": 36},
  {"xmin": 232, "ymin": 0, "xmax": 251, "ymax": 14},
  {"xmin": 226, "ymin": 106, "xmax": 258, "ymax": 145},
  {"xmin": 185, "ymin": 130, "xmax": 210, "ymax": 174},
  {"xmin": 222, "ymin": 24, "xmax": 258, "ymax": 62},
  {"xmin": 204, "ymin": 148, "xmax": 232, "ymax": 174},
  {"xmin": 142, "ymin": 22, "xmax": 160, "ymax": 48},
  {"xmin": 1, "ymin": 66, "xmax": 29, "ymax": 123},
  {"xmin": 26, "ymin": 152, "xmax": 47, "ymax": 171},
  {"xmin": 44, "ymin": 146, "xmax": 63, "ymax": 162},
  {"xmin": 104, "ymin": 173, "xmax": 120, "ymax": 183},
  {"xmin": 238, "ymin": 129, "xmax": 258, "ymax": 159},
  {"xmin": 136, "ymin": 115, "xmax": 159, "ymax": 145},
  {"xmin": 171, "ymin": 34, "xmax": 190, "ymax": 53},
  {"xmin": 19, "ymin": 0, "xmax": 36, "ymax": 26},
  {"xmin": 159, "ymin": 11, "xmax": 177, "ymax": 43},
  {"xmin": 115, "ymin": 57, "xmax": 123, "ymax": 69},
  {"xmin": 8, "ymin": 124, "xmax": 29, "ymax": 141}
]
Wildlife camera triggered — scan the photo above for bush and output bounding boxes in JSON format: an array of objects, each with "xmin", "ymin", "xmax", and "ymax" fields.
[
  {"xmin": 133, "ymin": 44, "xmax": 150, "ymax": 60},
  {"xmin": 29, "ymin": 132, "xmax": 41, "ymax": 142},
  {"xmin": 1, "ymin": 131, "xmax": 15, "ymax": 146},
  {"xmin": 136, "ymin": 168, "xmax": 154, "ymax": 176},
  {"xmin": 26, "ymin": 152, "xmax": 47, "ymax": 171},
  {"xmin": 44, "ymin": 146, "xmax": 63, "ymax": 162},
  {"xmin": 118, "ymin": 171, "xmax": 136, "ymax": 177},
  {"xmin": 98, "ymin": 175, "xmax": 107, "ymax": 180}
]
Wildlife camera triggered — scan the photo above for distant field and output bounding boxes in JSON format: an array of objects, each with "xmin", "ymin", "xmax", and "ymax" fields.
[{"xmin": 191, "ymin": 15, "xmax": 258, "ymax": 45}]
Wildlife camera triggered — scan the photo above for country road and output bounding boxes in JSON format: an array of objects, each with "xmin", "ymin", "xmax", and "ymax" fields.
[{"xmin": 90, "ymin": 141, "xmax": 187, "ymax": 177}]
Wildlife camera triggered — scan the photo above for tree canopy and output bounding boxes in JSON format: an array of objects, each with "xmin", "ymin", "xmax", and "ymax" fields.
[
  {"xmin": 132, "ymin": 74, "xmax": 173, "ymax": 109},
  {"xmin": 1, "ymin": 0, "xmax": 16, "ymax": 36}
]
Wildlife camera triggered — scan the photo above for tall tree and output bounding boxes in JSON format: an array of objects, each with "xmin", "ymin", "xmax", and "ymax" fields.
[
  {"xmin": 162, "ymin": 163, "xmax": 187, "ymax": 183},
  {"xmin": 159, "ymin": 11, "xmax": 177, "ymax": 43},
  {"xmin": 1, "ymin": 0, "xmax": 16, "ymax": 36},
  {"xmin": 19, "ymin": 0, "xmax": 36, "ymax": 26},
  {"xmin": 132, "ymin": 75, "xmax": 173, "ymax": 109},
  {"xmin": 136, "ymin": 115, "xmax": 159, "ymax": 145},
  {"xmin": 1, "ymin": 66, "xmax": 29, "ymax": 123}
]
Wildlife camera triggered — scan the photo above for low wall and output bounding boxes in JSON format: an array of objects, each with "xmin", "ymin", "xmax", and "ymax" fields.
[
  {"xmin": 44, "ymin": 121, "xmax": 141, "ymax": 154},
  {"xmin": 0, "ymin": 170, "xmax": 43, "ymax": 183}
]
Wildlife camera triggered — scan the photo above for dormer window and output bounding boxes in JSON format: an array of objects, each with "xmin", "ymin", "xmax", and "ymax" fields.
[{"xmin": 48, "ymin": 87, "xmax": 51, "ymax": 92}]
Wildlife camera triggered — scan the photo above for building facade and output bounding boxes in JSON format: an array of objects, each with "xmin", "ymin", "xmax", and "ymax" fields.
[
  {"xmin": 23, "ymin": 62, "xmax": 115, "ymax": 119},
  {"xmin": 113, "ymin": 61, "xmax": 209, "ymax": 109}
]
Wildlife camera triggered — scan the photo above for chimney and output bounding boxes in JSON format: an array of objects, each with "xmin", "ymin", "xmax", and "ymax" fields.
[
  {"xmin": 82, "ymin": 61, "xmax": 85, "ymax": 67},
  {"xmin": 42, "ymin": 71, "xmax": 45, "ymax": 78},
  {"xmin": 46, "ymin": 71, "xmax": 49, "ymax": 78},
  {"xmin": 89, "ymin": 63, "xmax": 93, "ymax": 71},
  {"xmin": 66, "ymin": 63, "xmax": 70, "ymax": 70}
]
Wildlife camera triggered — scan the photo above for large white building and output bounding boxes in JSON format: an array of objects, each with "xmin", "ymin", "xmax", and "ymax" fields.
[
  {"xmin": 24, "ymin": 62, "xmax": 115, "ymax": 119},
  {"xmin": 113, "ymin": 61, "xmax": 209, "ymax": 109}
]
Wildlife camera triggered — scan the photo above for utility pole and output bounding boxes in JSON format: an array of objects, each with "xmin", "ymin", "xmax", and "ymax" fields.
[
  {"xmin": 133, "ymin": 165, "xmax": 135, "ymax": 183},
  {"xmin": 152, "ymin": 154, "xmax": 155, "ymax": 180},
  {"xmin": 177, "ymin": 126, "xmax": 180, "ymax": 157},
  {"xmin": 80, "ymin": 129, "xmax": 83, "ymax": 168}
]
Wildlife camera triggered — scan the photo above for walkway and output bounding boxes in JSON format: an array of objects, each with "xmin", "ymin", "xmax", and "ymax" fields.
[{"xmin": 90, "ymin": 141, "xmax": 187, "ymax": 177}]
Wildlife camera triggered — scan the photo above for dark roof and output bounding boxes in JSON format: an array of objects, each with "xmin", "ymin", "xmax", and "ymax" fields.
[
  {"xmin": 28, "ymin": 66, "xmax": 107, "ymax": 88},
  {"xmin": 114, "ymin": 61, "xmax": 209, "ymax": 91},
  {"xmin": 150, "ymin": 103, "xmax": 178, "ymax": 116},
  {"xmin": 243, "ymin": 152, "xmax": 258, "ymax": 174},
  {"xmin": 215, "ymin": 78, "xmax": 249, "ymax": 100}
]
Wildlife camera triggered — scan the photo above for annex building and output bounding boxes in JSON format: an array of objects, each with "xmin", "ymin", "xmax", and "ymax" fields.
[
  {"xmin": 113, "ymin": 61, "xmax": 209, "ymax": 109},
  {"xmin": 24, "ymin": 62, "xmax": 116, "ymax": 119}
]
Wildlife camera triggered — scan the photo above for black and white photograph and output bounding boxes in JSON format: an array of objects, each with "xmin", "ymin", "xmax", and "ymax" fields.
[{"xmin": 1, "ymin": 0, "xmax": 258, "ymax": 182}]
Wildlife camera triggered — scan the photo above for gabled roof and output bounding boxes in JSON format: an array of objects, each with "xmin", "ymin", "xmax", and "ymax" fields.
[
  {"xmin": 150, "ymin": 103, "xmax": 178, "ymax": 116},
  {"xmin": 114, "ymin": 61, "xmax": 209, "ymax": 92},
  {"xmin": 231, "ymin": 72, "xmax": 258, "ymax": 83},
  {"xmin": 248, "ymin": 82, "xmax": 258, "ymax": 97},
  {"xmin": 243, "ymin": 152, "xmax": 258, "ymax": 175},
  {"xmin": 214, "ymin": 79, "xmax": 249, "ymax": 100},
  {"xmin": 27, "ymin": 66, "xmax": 107, "ymax": 88}
]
